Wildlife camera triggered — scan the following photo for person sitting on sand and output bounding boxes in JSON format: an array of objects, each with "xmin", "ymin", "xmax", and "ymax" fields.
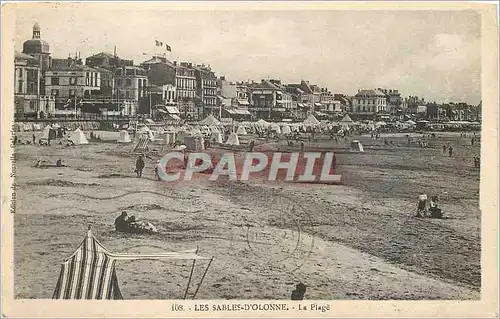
[
  {"xmin": 291, "ymin": 283, "xmax": 307, "ymax": 300},
  {"xmin": 115, "ymin": 212, "xmax": 129, "ymax": 232},
  {"xmin": 56, "ymin": 158, "xmax": 62, "ymax": 167},
  {"xmin": 429, "ymin": 195, "xmax": 442, "ymax": 218}
]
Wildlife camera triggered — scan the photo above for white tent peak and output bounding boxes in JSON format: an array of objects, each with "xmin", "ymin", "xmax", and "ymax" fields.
[
  {"xmin": 199, "ymin": 115, "xmax": 221, "ymax": 126},
  {"xmin": 225, "ymin": 132, "xmax": 240, "ymax": 146},
  {"xmin": 340, "ymin": 114, "xmax": 353, "ymax": 122},
  {"xmin": 303, "ymin": 115, "xmax": 320, "ymax": 125},
  {"xmin": 69, "ymin": 128, "xmax": 89, "ymax": 145}
]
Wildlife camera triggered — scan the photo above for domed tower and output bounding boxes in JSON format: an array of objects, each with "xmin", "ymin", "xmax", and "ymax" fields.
[{"xmin": 22, "ymin": 22, "xmax": 51, "ymax": 71}]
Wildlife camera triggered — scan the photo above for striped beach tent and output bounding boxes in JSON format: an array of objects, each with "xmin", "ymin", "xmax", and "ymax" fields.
[
  {"xmin": 52, "ymin": 229, "xmax": 122, "ymax": 299},
  {"xmin": 53, "ymin": 228, "xmax": 213, "ymax": 300}
]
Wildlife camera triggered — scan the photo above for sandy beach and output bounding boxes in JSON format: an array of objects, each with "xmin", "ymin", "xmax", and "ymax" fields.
[{"xmin": 13, "ymin": 131, "xmax": 480, "ymax": 300}]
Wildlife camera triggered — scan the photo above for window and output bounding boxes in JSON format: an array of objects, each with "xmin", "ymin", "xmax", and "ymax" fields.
[
  {"xmin": 28, "ymin": 83, "xmax": 36, "ymax": 94},
  {"xmin": 69, "ymin": 89, "xmax": 76, "ymax": 97},
  {"xmin": 18, "ymin": 80, "xmax": 23, "ymax": 93},
  {"xmin": 51, "ymin": 89, "xmax": 59, "ymax": 97},
  {"xmin": 126, "ymin": 79, "xmax": 132, "ymax": 86},
  {"xmin": 29, "ymin": 101, "xmax": 36, "ymax": 110},
  {"xmin": 116, "ymin": 79, "xmax": 122, "ymax": 86},
  {"xmin": 70, "ymin": 77, "xmax": 77, "ymax": 85},
  {"xmin": 18, "ymin": 69, "xmax": 23, "ymax": 78},
  {"xmin": 51, "ymin": 77, "xmax": 60, "ymax": 85}
]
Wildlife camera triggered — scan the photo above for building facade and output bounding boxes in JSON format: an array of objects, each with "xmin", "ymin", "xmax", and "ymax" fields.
[
  {"xmin": 194, "ymin": 65, "xmax": 217, "ymax": 118},
  {"xmin": 351, "ymin": 89, "xmax": 388, "ymax": 120},
  {"xmin": 113, "ymin": 66, "xmax": 148, "ymax": 115},
  {"xmin": 45, "ymin": 63, "xmax": 102, "ymax": 110},
  {"xmin": 377, "ymin": 88, "xmax": 402, "ymax": 113},
  {"xmin": 14, "ymin": 51, "xmax": 55, "ymax": 117}
]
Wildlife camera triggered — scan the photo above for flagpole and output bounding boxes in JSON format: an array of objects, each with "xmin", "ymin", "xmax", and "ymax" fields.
[{"xmin": 74, "ymin": 88, "xmax": 77, "ymax": 119}]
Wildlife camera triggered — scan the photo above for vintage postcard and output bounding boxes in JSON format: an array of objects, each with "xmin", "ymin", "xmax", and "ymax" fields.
[{"xmin": 1, "ymin": 1, "xmax": 498, "ymax": 318}]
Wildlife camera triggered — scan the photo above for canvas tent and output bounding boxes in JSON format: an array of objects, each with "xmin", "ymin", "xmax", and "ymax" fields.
[
  {"xmin": 236, "ymin": 126, "xmax": 247, "ymax": 135},
  {"xmin": 303, "ymin": 115, "xmax": 320, "ymax": 126},
  {"xmin": 41, "ymin": 125, "xmax": 52, "ymax": 140},
  {"xmin": 225, "ymin": 132, "xmax": 240, "ymax": 146},
  {"xmin": 211, "ymin": 131, "xmax": 223, "ymax": 144},
  {"xmin": 69, "ymin": 128, "xmax": 89, "ymax": 145},
  {"xmin": 199, "ymin": 115, "xmax": 221, "ymax": 126},
  {"xmin": 53, "ymin": 228, "xmax": 213, "ymax": 300},
  {"xmin": 350, "ymin": 140, "xmax": 364, "ymax": 152},
  {"xmin": 256, "ymin": 119, "xmax": 270, "ymax": 127},
  {"xmin": 282, "ymin": 125, "xmax": 291, "ymax": 135},
  {"xmin": 117, "ymin": 130, "xmax": 132, "ymax": 143}
]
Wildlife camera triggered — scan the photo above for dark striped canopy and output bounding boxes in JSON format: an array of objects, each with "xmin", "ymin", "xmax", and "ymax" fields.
[{"xmin": 52, "ymin": 230, "xmax": 122, "ymax": 300}]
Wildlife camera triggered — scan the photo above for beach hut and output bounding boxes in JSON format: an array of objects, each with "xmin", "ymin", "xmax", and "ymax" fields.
[
  {"xmin": 350, "ymin": 140, "xmax": 364, "ymax": 152},
  {"xmin": 184, "ymin": 135, "xmax": 205, "ymax": 151},
  {"xmin": 225, "ymin": 132, "xmax": 240, "ymax": 146},
  {"xmin": 117, "ymin": 130, "xmax": 132, "ymax": 143},
  {"xmin": 69, "ymin": 128, "xmax": 89, "ymax": 145},
  {"xmin": 236, "ymin": 126, "xmax": 247, "ymax": 135}
]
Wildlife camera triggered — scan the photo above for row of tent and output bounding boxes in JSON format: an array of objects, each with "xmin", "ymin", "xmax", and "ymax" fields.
[{"xmin": 14, "ymin": 122, "xmax": 99, "ymax": 132}]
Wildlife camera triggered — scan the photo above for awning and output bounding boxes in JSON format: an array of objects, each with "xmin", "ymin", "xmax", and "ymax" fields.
[
  {"xmin": 157, "ymin": 109, "xmax": 167, "ymax": 113},
  {"xmin": 165, "ymin": 106, "xmax": 180, "ymax": 114},
  {"xmin": 234, "ymin": 109, "xmax": 251, "ymax": 115},
  {"xmin": 238, "ymin": 100, "xmax": 250, "ymax": 106},
  {"xmin": 315, "ymin": 103, "xmax": 322, "ymax": 107},
  {"xmin": 226, "ymin": 109, "xmax": 236, "ymax": 114},
  {"xmin": 170, "ymin": 114, "xmax": 181, "ymax": 120}
]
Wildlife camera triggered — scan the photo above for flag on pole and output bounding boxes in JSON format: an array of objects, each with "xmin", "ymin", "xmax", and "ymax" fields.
[
  {"xmin": 166, "ymin": 44, "xmax": 172, "ymax": 52},
  {"xmin": 155, "ymin": 40, "xmax": 163, "ymax": 47}
]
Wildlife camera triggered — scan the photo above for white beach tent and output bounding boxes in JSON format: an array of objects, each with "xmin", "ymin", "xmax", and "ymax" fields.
[
  {"xmin": 41, "ymin": 125, "xmax": 52, "ymax": 140},
  {"xmin": 270, "ymin": 123, "xmax": 281, "ymax": 134},
  {"xmin": 69, "ymin": 128, "xmax": 89, "ymax": 145},
  {"xmin": 211, "ymin": 131, "xmax": 223, "ymax": 144},
  {"xmin": 350, "ymin": 140, "xmax": 364, "ymax": 152},
  {"xmin": 236, "ymin": 126, "xmax": 247, "ymax": 135},
  {"xmin": 190, "ymin": 128, "xmax": 202, "ymax": 136},
  {"xmin": 256, "ymin": 119, "xmax": 271, "ymax": 128},
  {"xmin": 199, "ymin": 114, "xmax": 221, "ymax": 126},
  {"xmin": 282, "ymin": 125, "xmax": 291, "ymax": 135},
  {"xmin": 117, "ymin": 130, "xmax": 132, "ymax": 143},
  {"xmin": 303, "ymin": 115, "xmax": 320, "ymax": 126},
  {"xmin": 225, "ymin": 132, "xmax": 240, "ymax": 146}
]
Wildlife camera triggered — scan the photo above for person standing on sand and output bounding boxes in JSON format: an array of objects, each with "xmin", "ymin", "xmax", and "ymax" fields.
[
  {"xmin": 135, "ymin": 155, "xmax": 145, "ymax": 178},
  {"xmin": 154, "ymin": 160, "xmax": 161, "ymax": 181},
  {"xmin": 448, "ymin": 146, "xmax": 453, "ymax": 157},
  {"xmin": 443, "ymin": 145, "xmax": 447, "ymax": 153},
  {"xmin": 32, "ymin": 133, "xmax": 36, "ymax": 144}
]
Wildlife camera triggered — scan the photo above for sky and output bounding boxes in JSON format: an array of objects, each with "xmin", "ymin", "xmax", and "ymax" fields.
[{"xmin": 14, "ymin": 4, "xmax": 482, "ymax": 104}]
